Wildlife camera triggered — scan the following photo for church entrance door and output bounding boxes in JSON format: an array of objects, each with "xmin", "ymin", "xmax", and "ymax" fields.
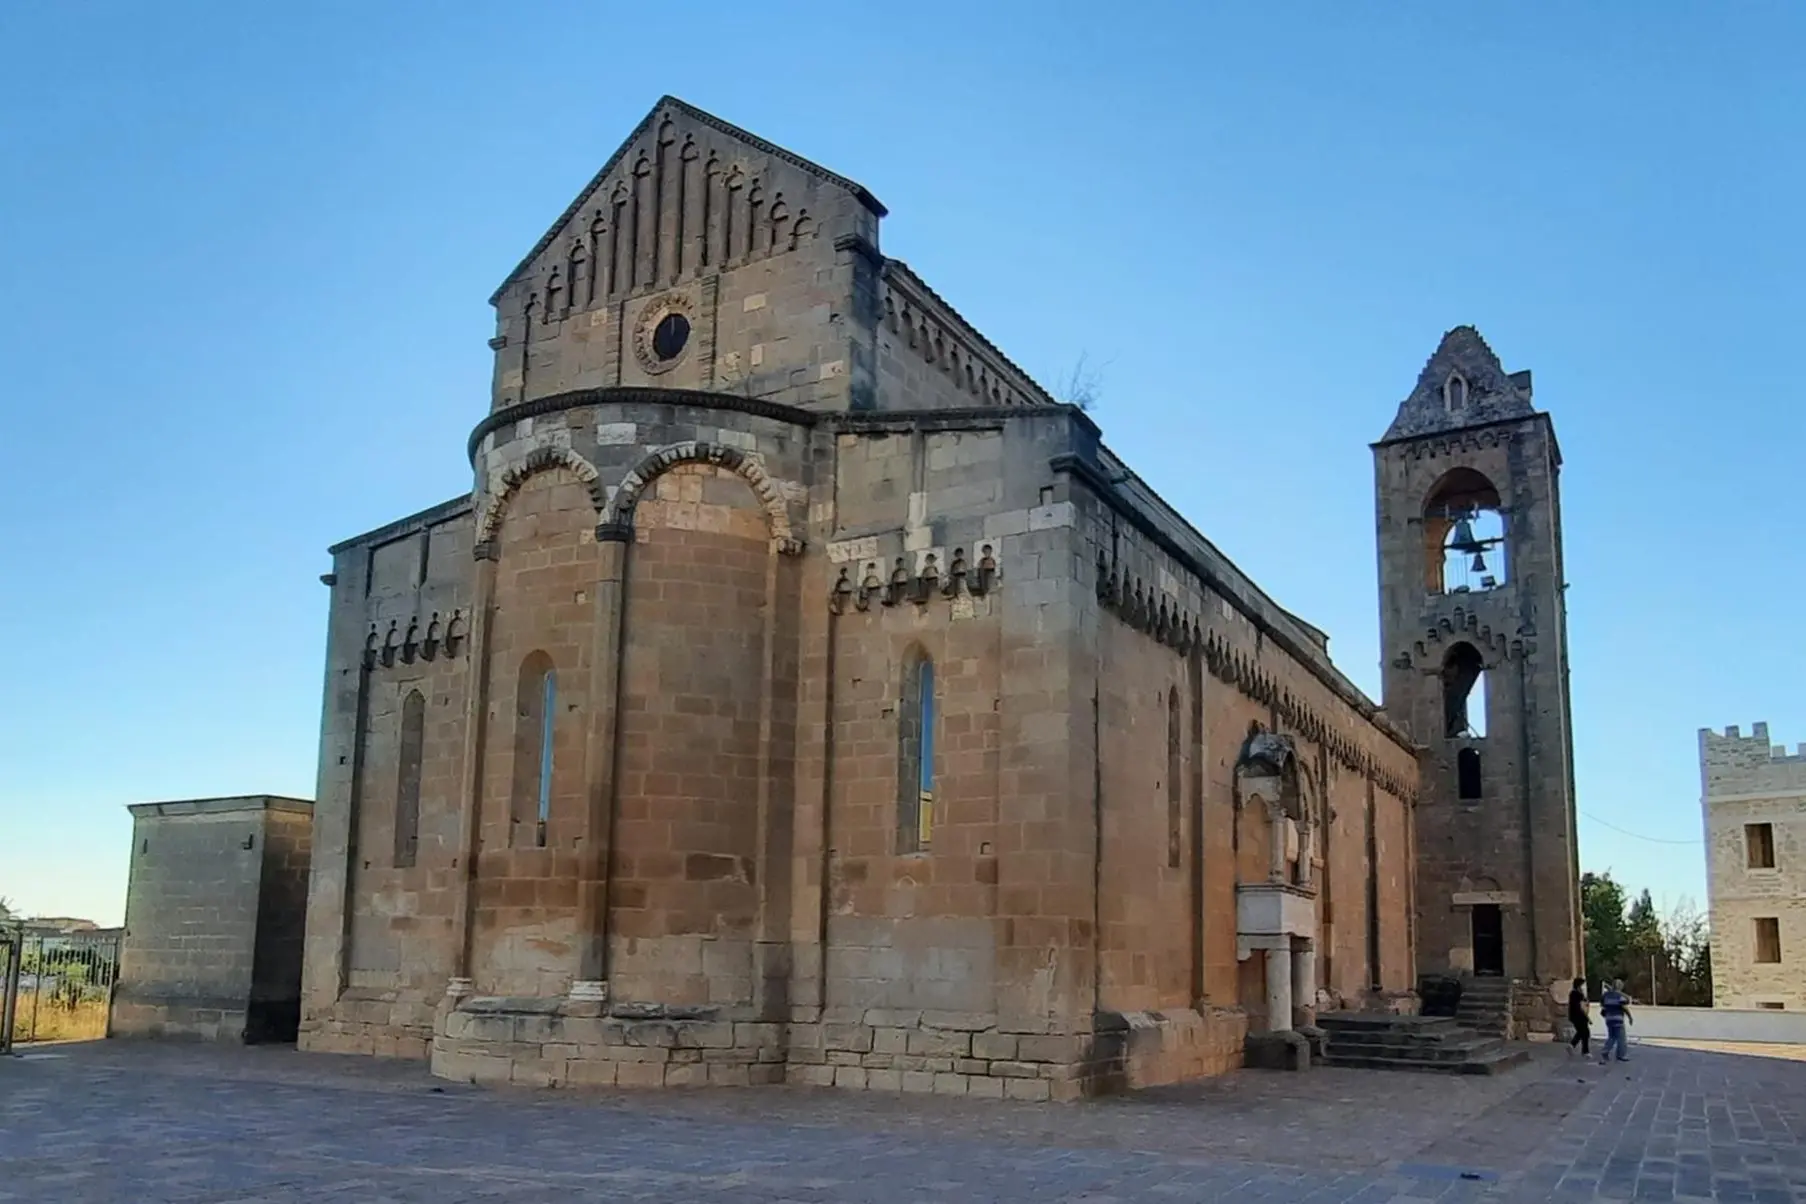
[{"xmin": 1471, "ymin": 904, "xmax": 1504, "ymax": 977}]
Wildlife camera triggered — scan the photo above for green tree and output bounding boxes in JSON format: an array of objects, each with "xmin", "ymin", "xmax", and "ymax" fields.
[
  {"xmin": 0, "ymin": 896, "xmax": 15, "ymax": 921},
  {"xmin": 1624, "ymin": 888, "xmax": 1665, "ymax": 1000},
  {"xmin": 1581, "ymin": 871, "xmax": 1628, "ymax": 994}
]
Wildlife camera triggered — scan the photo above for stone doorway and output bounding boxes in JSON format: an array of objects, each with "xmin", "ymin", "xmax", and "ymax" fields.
[{"xmin": 1471, "ymin": 904, "xmax": 1504, "ymax": 977}]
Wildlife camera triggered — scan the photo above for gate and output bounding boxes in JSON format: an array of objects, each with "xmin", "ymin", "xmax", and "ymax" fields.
[
  {"xmin": 1, "ymin": 927, "xmax": 120, "ymax": 1048},
  {"xmin": 0, "ymin": 926, "xmax": 21, "ymax": 1053}
]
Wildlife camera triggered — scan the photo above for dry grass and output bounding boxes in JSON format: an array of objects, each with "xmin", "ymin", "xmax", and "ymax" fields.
[
  {"xmin": 15, "ymin": 998, "xmax": 110, "ymax": 1045},
  {"xmin": 1641, "ymin": 1038, "xmax": 1806, "ymax": 1062}
]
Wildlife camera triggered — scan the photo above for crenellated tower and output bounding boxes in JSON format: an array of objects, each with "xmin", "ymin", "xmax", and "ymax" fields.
[{"xmin": 1373, "ymin": 327, "xmax": 1580, "ymax": 994}]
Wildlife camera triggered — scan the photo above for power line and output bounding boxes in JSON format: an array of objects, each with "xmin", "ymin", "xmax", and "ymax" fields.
[{"xmin": 1581, "ymin": 811, "xmax": 1701, "ymax": 845}]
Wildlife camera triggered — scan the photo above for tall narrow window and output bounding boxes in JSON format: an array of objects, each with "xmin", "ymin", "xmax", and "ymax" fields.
[
  {"xmin": 1747, "ymin": 822, "xmax": 1776, "ymax": 870},
  {"xmin": 393, "ymin": 690, "xmax": 424, "ymax": 868},
  {"xmin": 1442, "ymin": 643, "xmax": 1488, "ymax": 739},
  {"xmin": 1167, "ymin": 688, "xmax": 1182, "ymax": 868},
  {"xmin": 511, "ymin": 652, "xmax": 556, "ymax": 848},
  {"xmin": 537, "ymin": 669, "xmax": 557, "ymax": 847},
  {"xmin": 1457, "ymin": 747, "xmax": 1483, "ymax": 801},
  {"xmin": 1755, "ymin": 917, "xmax": 1782, "ymax": 964},
  {"xmin": 897, "ymin": 649, "xmax": 935, "ymax": 852}
]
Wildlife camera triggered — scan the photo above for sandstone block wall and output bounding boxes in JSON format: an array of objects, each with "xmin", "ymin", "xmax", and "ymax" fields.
[
  {"xmin": 301, "ymin": 96, "xmax": 1422, "ymax": 1097},
  {"xmin": 116, "ymin": 796, "xmax": 313, "ymax": 1042},
  {"xmin": 1702, "ymin": 724, "xmax": 1806, "ymax": 1010}
]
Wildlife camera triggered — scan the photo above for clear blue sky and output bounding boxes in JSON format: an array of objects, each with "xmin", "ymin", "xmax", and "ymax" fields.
[{"xmin": 2, "ymin": 2, "xmax": 1800, "ymax": 927}]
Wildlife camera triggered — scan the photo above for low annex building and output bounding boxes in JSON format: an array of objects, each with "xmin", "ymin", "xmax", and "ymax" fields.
[{"xmin": 299, "ymin": 96, "xmax": 1430, "ymax": 1096}]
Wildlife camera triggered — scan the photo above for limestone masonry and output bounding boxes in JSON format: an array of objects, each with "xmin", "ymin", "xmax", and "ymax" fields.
[
  {"xmin": 1701, "ymin": 723, "xmax": 1806, "ymax": 1010},
  {"xmin": 296, "ymin": 97, "xmax": 1579, "ymax": 1093},
  {"xmin": 116, "ymin": 796, "xmax": 314, "ymax": 1043}
]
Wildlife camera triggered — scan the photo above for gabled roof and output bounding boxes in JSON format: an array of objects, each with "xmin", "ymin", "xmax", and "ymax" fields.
[
  {"xmin": 489, "ymin": 96, "xmax": 887, "ymax": 305},
  {"xmin": 1377, "ymin": 325, "xmax": 1537, "ymax": 443}
]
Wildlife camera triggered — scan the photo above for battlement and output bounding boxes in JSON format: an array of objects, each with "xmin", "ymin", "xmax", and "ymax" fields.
[{"xmin": 1700, "ymin": 722, "xmax": 1806, "ymax": 800}]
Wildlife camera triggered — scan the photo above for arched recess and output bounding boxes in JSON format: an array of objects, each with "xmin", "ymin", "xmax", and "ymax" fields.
[
  {"xmin": 1234, "ymin": 729, "xmax": 1309, "ymax": 886},
  {"xmin": 393, "ymin": 689, "xmax": 425, "ymax": 868},
  {"xmin": 470, "ymin": 461, "xmax": 598, "ymax": 998},
  {"xmin": 1421, "ymin": 467, "xmax": 1505, "ymax": 595},
  {"xmin": 608, "ymin": 458, "xmax": 794, "ymax": 1007},
  {"xmin": 1441, "ymin": 642, "xmax": 1488, "ymax": 739},
  {"xmin": 896, "ymin": 645, "xmax": 935, "ymax": 854},
  {"xmin": 475, "ymin": 444, "xmax": 606, "ymax": 546},
  {"xmin": 601, "ymin": 441, "xmax": 802, "ymax": 554}
]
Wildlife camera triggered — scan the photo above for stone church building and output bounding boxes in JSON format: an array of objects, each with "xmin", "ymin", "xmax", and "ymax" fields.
[{"xmin": 298, "ymin": 97, "xmax": 1577, "ymax": 1095}]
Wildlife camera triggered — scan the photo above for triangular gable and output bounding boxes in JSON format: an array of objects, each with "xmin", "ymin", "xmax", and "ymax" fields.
[
  {"xmin": 489, "ymin": 95, "xmax": 886, "ymax": 305},
  {"xmin": 1379, "ymin": 326, "xmax": 1536, "ymax": 443}
]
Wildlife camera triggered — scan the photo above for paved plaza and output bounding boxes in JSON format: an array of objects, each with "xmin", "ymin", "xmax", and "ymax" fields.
[{"xmin": 1, "ymin": 1038, "xmax": 1802, "ymax": 1202}]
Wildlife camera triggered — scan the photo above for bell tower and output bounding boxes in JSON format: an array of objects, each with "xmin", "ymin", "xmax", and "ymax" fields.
[{"xmin": 1374, "ymin": 327, "xmax": 1580, "ymax": 992}]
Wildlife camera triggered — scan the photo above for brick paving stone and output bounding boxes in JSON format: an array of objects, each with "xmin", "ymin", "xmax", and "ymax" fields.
[{"xmin": 1, "ymin": 1041, "xmax": 1802, "ymax": 1202}]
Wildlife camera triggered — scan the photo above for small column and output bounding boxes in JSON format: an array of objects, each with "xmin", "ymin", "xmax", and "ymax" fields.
[
  {"xmin": 1268, "ymin": 805, "xmax": 1287, "ymax": 884},
  {"xmin": 573, "ymin": 533, "xmax": 630, "ymax": 990},
  {"xmin": 1292, "ymin": 942, "xmax": 1317, "ymax": 1025},
  {"xmin": 1296, "ymin": 823, "xmax": 1314, "ymax": 889},
  {"xmin": 445, "ymin": 545, "xmax": 500, "ymax": 995},
  {"xmin": 1264, "ymin": 945, "xmax": 1293, "ymax": 1033}
]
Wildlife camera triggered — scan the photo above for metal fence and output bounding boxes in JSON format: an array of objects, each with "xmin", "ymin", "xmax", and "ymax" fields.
[{"xmin": 0, "ymin": 927, "xmax": 120, "ymax": 1049}]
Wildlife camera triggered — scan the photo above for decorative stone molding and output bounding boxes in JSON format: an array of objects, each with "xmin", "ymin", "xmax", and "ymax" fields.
[
  {"xmin": 828, "ymin": 545, "xmax": 997, "ymax": 614},
  {"xmin": 1391, "ymin": 604, "xmax": 1529, "ymax": 670},
  {"xmin": 474, "ymin": 445, "xmax": 605, "ymax": 546},
  {"xmin": 363, "ymin": 610, "xmax": 467, "ymax": 669},
  {"xmin": 599, "ymin": 440, "xmax": 803, "ymax": 555},
  {"xmin": 631, "ymin": 290, "xmax": 697, "ymax": 375},
  {"xmin": 1097, "ymin": 556, "xmax": 1415, "ymax": 803}
]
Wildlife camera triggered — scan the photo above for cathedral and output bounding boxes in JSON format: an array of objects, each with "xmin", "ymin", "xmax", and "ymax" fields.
[{"xmin": 297, "ymin": 97, "xmax": 1578, "ymax": 1095}]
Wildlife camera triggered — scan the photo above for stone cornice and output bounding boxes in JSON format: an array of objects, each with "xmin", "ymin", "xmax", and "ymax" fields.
[
  {"xmin": 467, "ymin": 387, "xmax": 818, "ymax": 464},
  {"xmin": 327, "ymin": 496, "xmax": 472, "ymax": 557},
  {"xmin": 1054, "ymin": 453, "xmax": 1414, "ymax": 760}
]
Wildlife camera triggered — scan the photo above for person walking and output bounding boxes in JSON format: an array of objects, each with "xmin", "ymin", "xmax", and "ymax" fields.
[
  {"xmin": 1599, "ymin": 978, "xmax": 1633, "ymax": 1064},
  {"xmin": 1567, "ymin": 977, "xmax": 1591, "ymax": 1057}
]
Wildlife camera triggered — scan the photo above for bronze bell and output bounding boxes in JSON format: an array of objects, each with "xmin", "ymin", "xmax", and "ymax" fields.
[{"xmin": 1448, "ymin": 517, "xmax": 1484, "ymax": 557}]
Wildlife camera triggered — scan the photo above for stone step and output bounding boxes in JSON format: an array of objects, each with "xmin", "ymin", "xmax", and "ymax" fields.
[
  {"xmin": 1327, "ymin": 1037, "xmax": 1507, "ymax": 1063},
  {"xmin": 1316, "ymin": 1013, "xmax": 1459, "ymax": 1034},
  {"xmin": 1321, "ymin": 1045, "xmax": 1529, "ymax": 1076},
  {"xmin": 1325, "ymin": 1029, "xmax": 1506, "ymax": 1057}
]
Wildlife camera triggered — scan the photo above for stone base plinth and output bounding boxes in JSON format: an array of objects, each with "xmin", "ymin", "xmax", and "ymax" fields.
[
  {"xmin": 1243, "ymin": 1029, "xmax": 1311, "ymax": 1071},
  {"xmin": 415, "ymin": 997, "xmax": 1255, "ymax": 1098}
]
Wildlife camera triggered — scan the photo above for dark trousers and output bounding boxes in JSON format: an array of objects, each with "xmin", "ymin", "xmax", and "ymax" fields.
[{"xmin": 1569, "ymin": 1018, "xmax": 1590, "ymax": 1055}]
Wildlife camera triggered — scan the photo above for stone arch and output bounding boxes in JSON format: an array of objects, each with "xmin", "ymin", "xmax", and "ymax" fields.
[
  {"xmin": 601, "ymin": 440, "xmax": 801, "ymax": 554},
  {"xmin": 1235, "ymin": 729, "xmax": 1305, "ymax": 821},
  {"xmin": 475, "ymin": 444, "xmax": 604, "ymax": 546}
]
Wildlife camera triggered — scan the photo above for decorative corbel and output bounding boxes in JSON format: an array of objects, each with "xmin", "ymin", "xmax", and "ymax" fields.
[
  {"xmin": 856, "ymin": 562, "xmax": 882, "ymax": 611},
  {"xmin": 883, "ymin": 558, "xmax": 910, "ymax": 607},
  {"xmin": 830, "ymin": 567, "xmax": 855, "ymax": 615},
  {"xmin": 362, "ymin": 628, "xmax": 379, "ymax": 671},
  {"xmin": 380, "ymin": 621, "xmax": 400, "ymax": 668},
  {"xmin": 422, "ymin": 613, "xmax": 442, "ymax": 661},
  {"xmin": 972, "ymin": 544, "xmax": 996, "ymax": 596},
  {"xmin": 444, "ymin": 610, "xmax": 467, "ymax": 657},
  {"xmin": 915, "ymin": 553, "xmax": 940, "ymax": 605},
  {"xmin": 944, "ymin": 549, "xmax": 968, "ymax": 599},
  {"xmin": 401, "ymin": 618, "xmax": 419, "ymax": 664}
]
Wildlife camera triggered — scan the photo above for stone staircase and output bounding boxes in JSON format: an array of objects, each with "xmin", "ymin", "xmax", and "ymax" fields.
[
  {"xmin": 1316, "ymin": 1012, "xmax": 1529, "ymax": 1075},
  {"xmin": 1454, "ymin": 976, "xmax": 1514, "ymax": 1037}
]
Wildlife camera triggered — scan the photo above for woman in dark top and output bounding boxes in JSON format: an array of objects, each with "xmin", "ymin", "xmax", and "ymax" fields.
[{"xmin": 1567, "ymin": 977, "xmax": 1590, "ymax": 1056}]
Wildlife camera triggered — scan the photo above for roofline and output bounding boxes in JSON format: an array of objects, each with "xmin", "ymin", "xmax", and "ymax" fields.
[
  {"xmin": 127, "ymin": 795, "xmax": 315, "ymax": 818},
  {"xmin": 1370, "ymin": 409, "xmax": 1558, "ymax": 457},
  {"xmin": 881, "ymin": 259, "xmax": 1061, "ymax": 409},
  {"xmin": 1053, "ymin": 449, "xmax": 1419, "ymax": 759},
  {"xmin": 327, "ymin": 495, "xmax": 472, "ymax": 556},
  {"xmin": 488, "ymin": 96, "xmax": 887, "ymax": 306}
]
